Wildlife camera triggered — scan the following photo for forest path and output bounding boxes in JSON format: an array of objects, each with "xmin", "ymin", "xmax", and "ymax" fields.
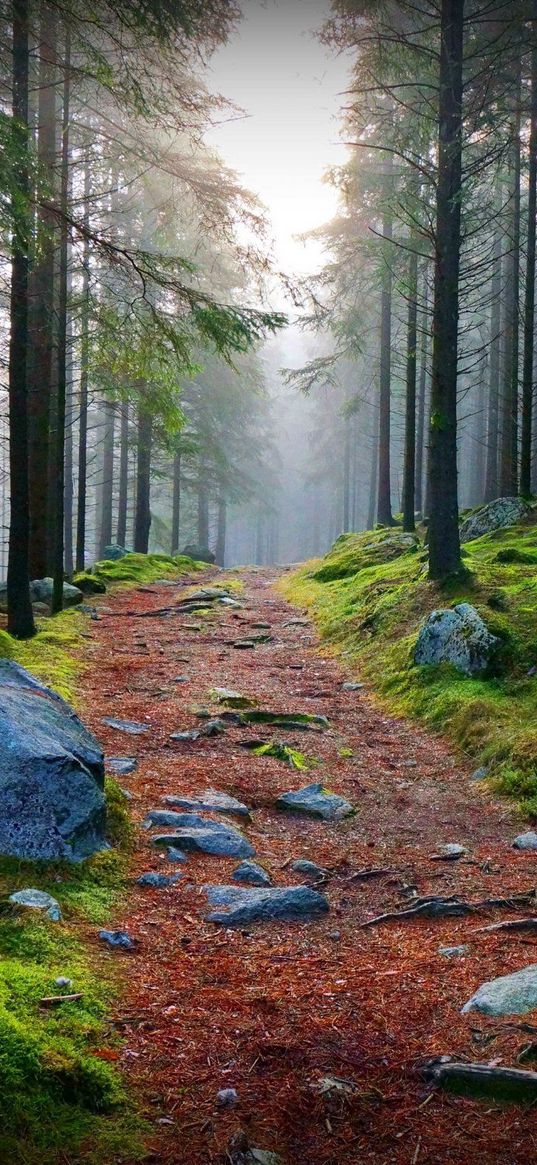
[{"xmin": 80, "ymin": 567, "xmax": 537, "ymax": 1165}]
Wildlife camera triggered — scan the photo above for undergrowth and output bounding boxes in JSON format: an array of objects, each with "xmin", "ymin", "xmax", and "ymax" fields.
[
  {"xmin": 280, "ymin": 516, "xmax": 537, "ymax": 819},
  {"xmin": 81, "ymin": 551, "xmax": 204, "ymax": 589}
]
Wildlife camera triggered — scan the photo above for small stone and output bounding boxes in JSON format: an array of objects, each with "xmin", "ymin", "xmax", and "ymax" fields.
[
  {"xmin": 205, "ymin": 884, "xmax": 329, "ymax": 926},
  {"xmin": 342, "ymin": 682, "xmax": 364, "ymax": 691},
  {"xmin": 172, "ymin": 676, "xmax": 189, "ymax": 684},
  {"xmin": 438, "ymin": 945, "xmax": 469, "ymax": 958},
  {"xmin": 162, "ymin": 790, "xmax": 250, "ymax": 819},
  {"xmin": 233, "ymin": 640, "xmax": 256, "ymax": 650},
  {"xmin": 98, "ymin": 929, "xmax": 134, "ymax": 950},
  {"xmin": 165, "ymin": 847, "xmax": 188, "ymax": 863},
  {"xmin": 462, "ymin": 964, "xmax": 537, "ymax": 1016},
  {"xmin": 291, "ymin": 859, "xmax": 326, "ymax": 879},
  {"xmin": 471, "ymin": 766, "xmax": 489, "ymax": 782},
  {"xmin": 55, "ymin": 976, "xmax": 73, "ymax": 988},
  {"xmin": 328, "ymin": 930, "xmax": 341, "ymax": 941},
  {"xmin": 513, "ymin": 832, "xmax": 537, "ymax": 851},
  {"xmin": 107, "ymin": 757, "xmax": 138, "ymax": 775},
  {"xmin": 170, "ymin": 729, "xmax": 201, "ymax": 741},
  {"xmin": 9, "ymin": 888, "xmax": 62, "ymax": 922},
  {"xmin": 275, "ymin": 782, "xmax": 353, "ymax": 821},
  {"xmin": 434, "ymin": 843, "xmax": 467, "ymax": 860},
  {"xmin": 153, "ymin": 827, "xmax": 254, "ymax": 859},
  {"xmin": 136, "ymin": 872, "xmax": 181, "ymax": 888},
  {"xmin": 102, "ymin": 717, "xmax": 149, "ymax": 735},
  {"xmin": 217, "ymin": 1088, "xmax": 238, "ymax": 1108},
  {"xmin": 232, "ymin": 861, "xmax": 272, "ymax": 887}
]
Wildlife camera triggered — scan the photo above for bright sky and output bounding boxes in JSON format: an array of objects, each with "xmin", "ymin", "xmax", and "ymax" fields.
[{"xmin": 207, "ymin": 0, "xmax": 350, "ymax": 283}]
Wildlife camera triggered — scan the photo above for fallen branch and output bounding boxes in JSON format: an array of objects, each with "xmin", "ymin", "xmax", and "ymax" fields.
[
  {"xmin": 39, "ymin": 993, "xmax": 83, "ymax": 1007},
  {"xmin": 422, "ymin": 1059, "xmax": 537, "ymax": 1104},
  {"xmin": 474, "ymin": 918, "xmax": 537, "ymax": 934},
  {"xmin": 361, "ymin": 890, "xmax": 537, "ymax": 928},
  {"xmin": 347, "ymin": 868, "xmax": 394, "ymax": 881}
]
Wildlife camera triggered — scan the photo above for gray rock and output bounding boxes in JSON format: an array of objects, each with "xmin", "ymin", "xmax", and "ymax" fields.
[
  {"xmin": 0, "ymin": 661, "xmax": 106, "ymax": 861},
  {"xmin": 153, "ymin": 826, "xmax": 255, "ymax": 858},
  {"xmin": 217, "ymin": 1088, "xmax": 238, "ymax": 1108},
  {"xmin": 0, "ymin": 579, "xmax": 84, "ymax": 612},
  {"xmin": 232, "ymin": 861, "xmax": 272, "ymax": 886},
  {"xmin": 99, "ymin": 929, "xmax": 134, "ymax": 950},
  {"xmin": 164, "ymin": 847, "xmax": 188, "ymax": 863},
  {"xmin": 55, "ymin": 976, "xmax": 72, "ymax": 988},
  {"xmin": 102, "ymin": 544, "xmax": 129, "ymax": 560},
  {"xmin": 291, "ymin": 859, "xmax": 326, "ymax": 879},
  {"xmin": 9, "ymin": 888, "xmax": 62, "ymax": 922},
  {"xmin": 106, "ymin": 757, "xmax": 138, "ymax": 776},
  {"xmin": 275, "ymin": 782, "xmax": 353, "ymax": 821},
  {"xmin": 179, "ymin": 589, "xmax": 231, "ymax": 604},
  {"xmin": 136, "ymin": 872, "xmax": 181, "ymax": 888},
  {"xmin": 102, "ymin": 717, "xmax": 149, "ymax": 735},
  {"xmin": 513, "ymin": 832, "xmax": 537, "ymax": 850},
  {"xmin": 246, "ymin": 1153, "xmax": 282, "ymax": 1165},
  {"xmin": 438, "ymin": 944, "xmax": 469, "ymax": 958},
  {"xmin": 205, "ymin": 884, "xmax": 329, "ymax": 927},
  {"xmin": 145, "ymin": 811, "xmax": 230, "ymax": 832},
  {"xmin": 435, "ymin": 843, "xmax": 467, "ymax": 860},
  {"xmin": 471, "ymin": 765, "xmax": 489, "ymax": 782},
  {"xmin": 459, "ymin": 497, "xmax": 530, "ymax": 543},
  {"xmin": 462, "ymin": 964, "xmax": 537, "ymax": 1016},
  {"xmin": 181, "ymin": 544, "xmax": 215, "ymax": 564},
  {"xmin": 162, "ymin": 790, "xmax": 250, "ymax": 819},
  {"xmin": 342, "ymin": 681, "xmax": 364, "ymax": 691},
  {"xmin": 170, "ymin": 729, "xmax": 201, "ymax": 741},
  {"xmin": 414, "ymin": 603, "xmax": 498, "ymax": 675}
]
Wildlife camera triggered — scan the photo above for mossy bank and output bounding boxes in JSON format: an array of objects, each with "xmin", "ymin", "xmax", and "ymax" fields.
[{"xmin": 279, "ymin": 518, "xmax": 537, "ymax": 819}]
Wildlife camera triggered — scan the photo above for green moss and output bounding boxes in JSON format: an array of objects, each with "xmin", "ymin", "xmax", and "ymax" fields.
[
  {"xmin": 4, "ymin": 611, "xmax": 85, "ymax": 703},
  {"xmin": 280, "ymin": 520, "xmax": 537, "ymax": 818},
  {"xmin": 312, "ymin": 528, "xmax": 419, "ymax": 582},
  {"xmin": 89, "ymin": 551, "xmax": 204, "ymax": 588}
]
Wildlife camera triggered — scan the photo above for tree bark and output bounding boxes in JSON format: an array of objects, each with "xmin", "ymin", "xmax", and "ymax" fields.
[
  {"xmin": 215, "ymin": 496, "xmax": 226, "ymax": 566},
  {"xmin": 116, "ymin": 401, "xmax": 129, "ymax": 548},
  {"xmin": 484, "ymin": 193, "xmax": 502, "ymax": 502},
  {"xmin": 500, "ymin": 59, "xmax": 521, "ymax": 496},
  {"xmin": 171, "ymin": 448, "xmax": 181, "ymax": 552},
  {"xmin": 134, "ymin": 405, "xmax": 152, "ymax": 554},
  {"xmin": 197, "ymin": 480, "xmax": 209, "ymax": 548},
  {"xmin": 377, "ymin": 165, "xmax": 394, "ymax": 526},
  {"xmin": 427, "ymin": 0, "xmax": 464, "ymax": 580},
  {"xmin": 415, "ymin": 273, "xmax": 429, "ymax": 517},
  {"xmin": 403, "ymin": 246, "xmax": 418, "ymax": 531},
  {"xmin": 51, "ymin": 23, "xmax": 70, "ymax": 615},
  {"xmin": 521, "ymin": 11, "xmax": 537, "ymax": 497},
  {"xmin": 75, "ymin": 156, "xmax": 90, "ymax": 572},
  {"xmin": 98, "ymin": 401, "xmax": 115, "ymax": 558},
  {"xmin": 367, "ymin": 408, "xmax": 379, "ymax": 529},
  {"xmin": 7, "ymin": 0, "xmax": 35, "ymax": 638}
]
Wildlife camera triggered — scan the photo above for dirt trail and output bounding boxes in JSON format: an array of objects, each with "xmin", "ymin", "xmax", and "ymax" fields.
[{"xmin": 80, "ymin": 567, "xmax": 537, "ymax": 1164}]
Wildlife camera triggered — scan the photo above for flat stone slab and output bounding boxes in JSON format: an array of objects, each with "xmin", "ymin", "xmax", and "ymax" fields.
[
  {"xmin": 164, "ymin": 846, "xmax": 188, "ymax": 863},
  {"xmin": 153, "ymin": 827, "xmax": 254, "ymax": 858},
  {"xmin": 232, "ymin": 861, "xmax": 272, "ymax": 886},
  {"xmin": 106, "ymin": 757, "xmax": 138, "ymax": 776},
  {"xmin": 99, "ymin": 929, "xmax": 135, "ymax": 950},
  {"xmin": 439, "ymin": 945, "xmax": 470, "ymax": 958},
  {"xmin": 9, "ymin": 888, "xmax": 62, "ymax": 922},
  {"xmin": 275, "ymin": 782, "xmax": 353, "ymax": 821},
  {"xmin": 291, "ymin": 859, "xmax": 326, "ymax": 879},
  {"xmin": 513, "ymin": 832, "xmax": 537, "ymax": 851},
  {"xmin": 144, "ymin": 811, "xmax": 231, "ymax": 832},
  {"xmin": 205, "ymin": 884, "xmax": 329, "ymax": 926},
  {"xmin": 102, "ymin": 717, "xmax": 149, "ymax": 735},
  {"xmin": 136, "ymin": 872, "xmax": 181, "ymax": 888},
  {"xmin": 462, "ymin": 964, "xmax": 537, "ymax": 1016},
  {"xmin": 162, "ymin": 790, "xmax": 250, "ymax": 819}
]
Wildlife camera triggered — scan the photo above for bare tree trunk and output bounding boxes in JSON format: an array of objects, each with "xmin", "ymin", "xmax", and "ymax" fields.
[
  {"xmin": 367, "ymin": 407, "xmax": 379, "ymax": 529},
  {"xmin": 116, "ymin": 401, "xmax": 129, "ymax": 548},
  {"xmin": 197, "ymin": 480, "xmax": 209, "ymax": 548},
  {"xmin": 134, "ymin": 405, "xmax": 152, "ymax": 554},
  {"xmin": 215, "ymin": 496, "xmax": 226, "ymax": 567},
  {"xmin": 403, "ymin": 246, "xmax": 418, "ymax": 532},
  {"xmin": 343, "ymin": 414, "xmax": 351, "ymax": 531},
  {"xmin": 64, "ymin": 292, "xmax": 74, "ymax": 576},
  {"xmin": 500, "ymin": 61, "xmax": 521, "ymax": 496},
  {"xmin": 377, "ymin": 165, "xmax": 394, "ymax": 526},
  {"xmin": 75, "ymin": 156, "xmax": 90, "ymax": 571},
  {"xmin": 8, "ymin": 0, "xmax": 35, "ymax": 638},
  {"xmin": 415, "ymin": 274, "xmax": 429, "ymax": 516},
  {"xmin": 171, "ymin": 448, "xmax": 181, "ymax": 552},
  {"xmin": 484, "ymin": 195, "xmax": 502, "ymax": 502},
  {"xmin": 98, "ymin": 400, "xmax": 115, "ymax": 557},
  {"xmin": 52, "ymin": 23, "xmax": 70, "ymax": 615},
  {"xmin": 428, "ymin": 0, "xmax": 464, "ymax": 580},
  {"xmin": 521, "ymin": 13, "xmax": 537, "ymax": 496}
]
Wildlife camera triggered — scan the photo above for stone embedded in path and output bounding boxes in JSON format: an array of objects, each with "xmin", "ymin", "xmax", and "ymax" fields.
[
  {"xmin": 462, "ymin": 964, "xmax": 537, "ymax": 1016},
  {"xmin": 0, "ymin": 660, "xmax": 106, "ymax": 861},
  {"xmin": 99, "ymin": 929, "xmax": 135, "ymax": 950},
  {"xmin": 432, "ymin": 843, "xmax": 467, "ymax": 861},
  {"xmin": 438, "ymin": 945, "xmax": 470, "ymax": 958},
  {"xmin": 144, "ymin": 810, "xmax": 232, "ymax": 831},
  {"xmin": 232, "ymin": 640, "xmax": 256, "ymax": 650},
  {"xmin": 291, "ymin": 859, "xmax": 326, "ymax": 879},
  {"xmin": 204, "ymin": 884, "xmax": 329, "ymax": 926},
  {"xmin": 342, "ymin": 682, "xmax": 364, "ymax": 691},
  {"xmin": 232, "ymin": 861, "xmax": 272, "ymax": 887},
  {"xmin": 414, "ymin": 603, "xmax": 498, "ymax": 676},
  {"xmin": 106, "ymin": 757, "xmax": 138, "ymax": 776},
  {"xmin": 170, "ymin": 729, "xmax": 201, "ymax": 742},
  {"xmin": 102, "ymin": 717, "xmax": 149, "ymax": 735},
  {"xmin": 153, "ymin": 826, "xmax": 255, "ymax": 859},
  {"xmin": 275, "ymin": 782, "xmax": 353, "ymax": 821},
  {"xmin": 136, "ymin": 872, "xmax": 181, "ymax": 888},
  {"xmin": 211, "ymin": 688, "xmax": 255, "ymax": 709},
  {"xmin": 164, "ymin": 846, "xmax": 188, "ymax": 863},
  {"xmin": 162, "ymin": 790, "xmax": 250, "ymax": 819},
  {"xmin": 513, "ymin": 832, "xmax": 537, "ymax": 851},
  {"xmin": 9, "ymin": 889, "xmax": 62, "ymax": 922}
]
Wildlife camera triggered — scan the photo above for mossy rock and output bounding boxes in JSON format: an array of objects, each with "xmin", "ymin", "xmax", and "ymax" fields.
[
  {"xmin": 312, "ymin": 529, "xmax": 419, "ymax": 582},
  {"xmin": 72, "ymin": 572, "xmax": 107, "ymax": 595}
]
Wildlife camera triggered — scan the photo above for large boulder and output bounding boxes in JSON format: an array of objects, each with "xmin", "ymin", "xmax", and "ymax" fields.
[
  {"xmin": 459, "ymin": 497, "xmax": 530, "ymax": 543},
  {"xmin": 181, "ymin": 544, "xmax": 216, "ymax": 565},
  {"xmin": 0, "ymin": 578, "xmax": 83, "ymax": 613},
  {"xmin": 462, "ymin": 964, "xmax": 537, "ymax": 1017},
  {"xmin": 314, "ymin": 530, "xmax": 419, "ymax": 582},
  {"xmin": 0, "ymin": 660, "xmax": 106, "ymax": 860},
  {"xmin": 414, "ymin": 603, "xmax": 499, "ymax": 676},
  {"xmin": 102, "ymin": 544, "xmax": 129, "ymax": 560}
]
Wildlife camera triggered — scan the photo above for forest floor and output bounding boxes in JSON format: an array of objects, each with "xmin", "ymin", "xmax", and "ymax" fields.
[{"xmin": 80, "ymin": 566, "xmax": 537, "ymax": 1165}]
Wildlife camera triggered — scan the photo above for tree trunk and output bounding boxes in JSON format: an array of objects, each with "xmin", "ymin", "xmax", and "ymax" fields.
[
  {"xmin": 52, "ymin": 24, "xmax": 70, "ymax": 615},
  {"xmin": 215, "ymin": 496, "xmax": 226, "ymax": 567},
  {"xmin": 197, "ymin": 480, "xmax": 209, "ymax": 548},
  {"xmin": 500, "ymin": 61, "xmax": 521, "ymax": 496},
  {"xmin": 64, "ymin": 282, "xmax": 74, "ymax": 576},
  {"xmin": 484, "ymin": 194, "xmax": 502, "ymax": 502},
  {"xmin": 521, "ymin": 13, "xmax": 537, "ymax": 497},
  {"xmin": 116, "ymin": 401, "xmax": 129, "ymax": 547},
  {"xmin": 415, "ymin": 273, "xmax": 429, "ymax": 517},
  {"xmin": 403, "ymin": 245, "xmax": 418, "ymax": 532},
  {"xmin": 377, "ymin": 166, "xmax": 394, "ymax": 527},
  {"xmin": 367, "ymin": 408, "xmax": 379, "ymax": 529},
  {"xmin": 75, "ymin": 157, "xmax": 90, "ymax": 572},
  {"xmin": 28, "ymin": 2, "xmax": 57, "ymax": 580},
  {"xmin": 134, "ymin": 406, "xmax": 152, "ymax": 554},
  {"xmin": 98, "ymin": 401, "xmax": 115, "ymax": 558},
  {"xmin": 343, "ymin": 413, "xmax": 351, "ymax": 531},
  {"xmin": 427, "ymin": 0, "xmax": 464, "ymax": 580},
  {"xmin": 171, "ymin": 448, "xmax": 181, "ymax": 552},
  {"xmin": 7, "ymin": 0, "xmax": 35, "ymax": 638}
]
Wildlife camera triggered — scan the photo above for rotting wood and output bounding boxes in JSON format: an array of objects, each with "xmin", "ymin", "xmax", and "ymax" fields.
[
  {"xmin": 361, "ymin": 890, "xmax": 537, "ymax": 928},
  {"xmin": 422, "ymin": 1059, "xmax": 537, "ymax": 1104}
]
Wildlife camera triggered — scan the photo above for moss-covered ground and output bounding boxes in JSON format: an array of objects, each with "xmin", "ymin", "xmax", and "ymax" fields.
[
  {"xmin": 0, "ymin": 551, "xmax": 206, "ymax": 1162},
  {"xmin": 279, "ymin": 516, "xmax": 537, "ymax": 819}
]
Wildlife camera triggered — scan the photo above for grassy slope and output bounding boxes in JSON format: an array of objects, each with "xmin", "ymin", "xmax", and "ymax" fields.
[
  {"xmin": 279, "ymin": 519, "xmax": 537, "ymax": 819},
  {"xmin": 0, "ymin": 554, "xmax": 203, "ymax": 1163}
]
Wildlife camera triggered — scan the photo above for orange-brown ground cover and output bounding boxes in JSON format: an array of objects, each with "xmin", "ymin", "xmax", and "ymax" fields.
[{"xmin": 79, "ymin": 568, "xmax": 537, "ymax": 1164}]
